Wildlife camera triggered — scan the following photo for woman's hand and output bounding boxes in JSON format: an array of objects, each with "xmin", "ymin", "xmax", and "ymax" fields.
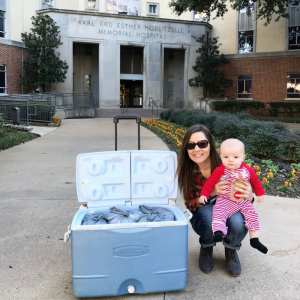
[
  {"xmin": 232, "ymin": 180, "xmax": 253, "ymax": 201},
  {"xmin": 211, "ymin": 176, "xmax": 229, "ymax": 197}
]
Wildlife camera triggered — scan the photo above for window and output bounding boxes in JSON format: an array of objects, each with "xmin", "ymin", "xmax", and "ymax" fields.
[
  {"xmin": 193, "ymin": 11, "xmax": 208, "ymax": 22},
  {"xmin": 238, "ymin": 1, "xmax": 255, "ymax": 53},
  {"xmin": 85, "ymin": 75, "xmax": 92, "ymax": 92},
  {"xmin": 289, "ymin": 27, "xmax": 300, "ymax": 50},
  {"xmin": 120, "ymin": 46, "xmax": 143, "ymax": 74},
  {"xmin": 0, "ymin": 10, "xmax": 5, "ymax": 38},
  {"xmin": 147, "ymin": 3, "xmax": 159, "ymax": 16},
  {"xmin": 42, "ymin": 0, "xmax": 53, "ymax": 5},
  {"xmin": 107, "ymin": 0, "xmax": 139, "ymax": 16},
  {"xmin": 239, "ymin": 31, "xmax": 254, "ymax": 53},
  {"xmin": 41, "ymin": 0, "xmax": 54, "ymax": 8},
  {"xmin": 0, "ymin": 65, "xmax": 7, "ymax": 94},
  {"xmin": 237, "ymin": 75, "xmax": 252, "ymax": 99},
  {"xmin": 167, "ymin": 78, "xmax": 174, "ymax": 100},
  {"xmin": 288, "ymin": 2, "xmax": 300, "ymax": 50},
  {"xmin": 287, "ymin": 74, "xmax": 300, "ymax": 98},
  {"xmin": 86, "ymin": 0, "xmax": 98, "ymax": 10},
  {"xmin": 239, "ymin": 0, "xmax": 254, "ymax": 13}
]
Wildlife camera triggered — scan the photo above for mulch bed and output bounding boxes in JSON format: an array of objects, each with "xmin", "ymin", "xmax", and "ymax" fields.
[{"xmin": 142, "ymin": 124, "xmax": 300, "ymax": 199}]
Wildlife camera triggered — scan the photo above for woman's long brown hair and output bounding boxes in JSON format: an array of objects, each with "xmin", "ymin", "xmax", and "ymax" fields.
[{"xmin": 176, "ymin": 124, "xmax": 221, "ymax": 201}]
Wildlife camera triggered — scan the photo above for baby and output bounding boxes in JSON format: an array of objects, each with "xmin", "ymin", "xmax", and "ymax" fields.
[{"xmin": 199, "ymin": 138, "xmax": 268, "ymax": 254}]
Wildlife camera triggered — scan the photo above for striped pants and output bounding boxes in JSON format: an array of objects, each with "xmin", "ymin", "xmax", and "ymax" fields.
[{"xmin": 212, "ymin": 197, "xmax": 260, "ymax": 236}]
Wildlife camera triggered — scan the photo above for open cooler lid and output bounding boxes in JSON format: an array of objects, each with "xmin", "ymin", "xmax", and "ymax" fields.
[
  {"xmin": 76, "ymin": 150, "xmax": 178, "ymax": 207},
  {"xmin": 130, "ymin": 150, "xmax": 178, "ymax": 205},
  {"xmin": 76, "ymin": 151, "xmax": 131, "ymax": 207}
]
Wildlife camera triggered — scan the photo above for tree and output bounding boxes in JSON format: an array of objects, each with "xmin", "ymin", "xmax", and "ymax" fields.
[
  {"xmin": 169, "ymin": 0, "xmax": 296, "ymax": 26},
  {"xmin": 189, "ymin": 34, "xmax": 233, "ymax": 97},
  {"xmin": 20, "ymin": 14, "xmax": 68, "ymax": 92}
]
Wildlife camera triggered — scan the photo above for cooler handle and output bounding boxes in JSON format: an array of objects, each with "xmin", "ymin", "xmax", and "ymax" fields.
[
  {"xmin": 182, "ymin": 209, "xmax": 193, "ymax": 221},
  {"xmin": 64, "ymin": 225, "xmax": 71, "ymax": 243}
]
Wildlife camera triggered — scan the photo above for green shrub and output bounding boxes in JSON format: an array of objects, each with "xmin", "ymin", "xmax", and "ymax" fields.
[
  {"xmin": 154, "ymin": 109, "xmax": 300, "ymax": 162},
  {"xmin": 212, "ymin": 101, "xmax": 265, "ymax": 114},
  {"xmin": 0, "ymin": 117, "xmax": 3, "ymax": 130},
  {"xmin": 277, "ymin": 131, "xmax": 300, "ymax": 162},
  {"xmin": 247, "ymin": 129, "xmax": 281, "ymax": 159},
  {"xmin": 236, "ymin": 111, "xmax": 252, "ymax": 120},
  {"xmin": 168, "ymin": 110, "xmax": 187, "ymax": 124},
  {"xmin": 214, "ymin": 114, "xmax": 241, "ymax": 139},
  {"xmin": 160, "ymin": 109, "xmax": 174, "ymax": 121}
]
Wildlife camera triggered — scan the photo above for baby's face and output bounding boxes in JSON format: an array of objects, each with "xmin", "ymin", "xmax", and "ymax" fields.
[{"xmin": 220, "ymin": 146, "xmax": 245, "ymax": 169}]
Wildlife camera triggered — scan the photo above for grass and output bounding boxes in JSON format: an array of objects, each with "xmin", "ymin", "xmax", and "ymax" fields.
[{"xmin": 0, "ymin": 127, "xmax": 38, "ymax": 151}]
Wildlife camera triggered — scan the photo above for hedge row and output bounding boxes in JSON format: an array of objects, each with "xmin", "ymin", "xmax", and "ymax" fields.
[
  {"xmin": 212, "ymin": 101, "xmax": 300, "ymax": 117},
  {"xmin": 159, "ymin": 110, "xmax": 300, "ymax": 162}
]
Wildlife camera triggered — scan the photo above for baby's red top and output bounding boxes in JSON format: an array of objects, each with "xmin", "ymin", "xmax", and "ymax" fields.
[{"xmin": 201, "ymin": 162, "xmax": 265, "ymax": 198}]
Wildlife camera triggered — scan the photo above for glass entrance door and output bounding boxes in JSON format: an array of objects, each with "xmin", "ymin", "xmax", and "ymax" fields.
[{"xmin": 120, "ymin": 80, "xmax": 143, "ymax": 107}]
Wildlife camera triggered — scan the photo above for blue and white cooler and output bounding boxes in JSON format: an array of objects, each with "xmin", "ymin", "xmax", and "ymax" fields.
[{"xmin": 64, "ymin": 150, "xmax": 192, "ymax": 298}]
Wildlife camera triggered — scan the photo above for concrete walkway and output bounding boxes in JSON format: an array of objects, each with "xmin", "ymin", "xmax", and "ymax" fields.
[{"xmin": 0, "ymin": 119, "xmax": 299, "ymax": 300}]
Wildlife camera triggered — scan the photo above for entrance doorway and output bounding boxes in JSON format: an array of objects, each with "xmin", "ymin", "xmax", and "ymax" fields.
[
  {"xmin": 163, "ymin": 49, "xmax": 185, "ymax": 108},
  {"xmin": 120, "ymin": 45, "xmax": 144, "ymax": 107},
  {"xmin": 73, "ymin": 42, "xmax": 99, "ymax": 106},
  {"xmin": 120, "ymin": 80, "xmax": 143, "ymax": 107}
]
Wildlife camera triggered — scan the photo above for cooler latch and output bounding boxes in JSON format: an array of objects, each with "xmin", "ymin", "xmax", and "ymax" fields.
[{"xmin": 125, "ymin": 201, "xmax": 132, "ymax": 206}]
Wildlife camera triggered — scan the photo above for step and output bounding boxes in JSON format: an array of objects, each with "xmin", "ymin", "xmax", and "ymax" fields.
[{"xmin": 95, "ymin": 108, "xmax": 169, "ymax": 119}]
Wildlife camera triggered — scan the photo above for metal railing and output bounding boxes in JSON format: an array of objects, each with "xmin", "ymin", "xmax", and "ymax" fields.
[
  {"xmin": 11, "ymin": 92, "xmax": 95, "ymax": 108},
  {"xmin": 148, "ymin": 97, "xmax": 159, "ymax": 116},
  {"xmin": 0, "ymin": 97, "xmax": 55, "ymax": 125},
  {"xmin": 120, "ymin": 95, "xmax": 127, "ymax": 114},
  {"xmin": 176, "ymin": 98, "xmax": 186, "ymax": 109}
]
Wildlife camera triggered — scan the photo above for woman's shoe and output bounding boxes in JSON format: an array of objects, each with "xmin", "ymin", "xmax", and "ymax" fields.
[
  {"xmin": 199, "ymin": 246, "xmax": 213, "ymax": 273},
  {"xmin": 225, "ymin": 247, "xmax": 241, "ymax": 277}
]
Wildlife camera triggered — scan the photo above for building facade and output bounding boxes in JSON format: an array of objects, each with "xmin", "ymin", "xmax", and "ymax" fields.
[
  {"xmin": 1, "ymin": 0, "xmax": 299, "ymax": 108},
  {"xmin": 210, "ymin": 1, "xmax": 300, "ymax": 103},
  {"xmin": 0, "ymin": 0, "xmax": 210, "ymax": 109}
]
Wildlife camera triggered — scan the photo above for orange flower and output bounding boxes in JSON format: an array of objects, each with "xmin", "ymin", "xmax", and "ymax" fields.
[
  {"xmin": 263, "ymin": 178, "xmax": 267, "ymax": 183},
  {"xmin": 289, "ymin": 182, "xmax": 292, "ymax": 187},
  {"xmin": 254, "ymin": 165, "xmax": 260, "ymax": 170},
  {"xmin": 246, "ymin": 163, "xmax": 251, "ymax": 167},
  {"xmin": 285, "ymin": 182, "xmax": 288, "ymax": 186},
  {"xmin": 268, "ymin": 173, "xmax": 274, "ymax": 178}
]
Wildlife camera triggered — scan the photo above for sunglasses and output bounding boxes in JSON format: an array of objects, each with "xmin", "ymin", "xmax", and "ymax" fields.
[{"xmin": 187, "ymin": 140, "xmax": 209, "ymax": 150}]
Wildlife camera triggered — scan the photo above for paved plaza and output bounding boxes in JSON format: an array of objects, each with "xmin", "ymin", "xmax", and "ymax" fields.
[{"xmin": 0, "ymin": 118, "xmax": 299, "ymax": 300}]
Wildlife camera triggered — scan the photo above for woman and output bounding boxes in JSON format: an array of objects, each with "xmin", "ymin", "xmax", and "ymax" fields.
[{"xmin": 176, "ymin": 124, "xmax": 253, "ymax": 277}]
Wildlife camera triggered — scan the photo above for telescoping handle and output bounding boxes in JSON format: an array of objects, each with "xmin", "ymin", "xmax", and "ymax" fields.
[{"xmin": 113, "ymin": 115, "xmax": 141, "ymax": 151}]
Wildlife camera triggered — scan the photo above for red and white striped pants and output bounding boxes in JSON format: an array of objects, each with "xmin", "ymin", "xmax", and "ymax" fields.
[{"xmin": 212, "ymin": 196, "xmax": 260, "ymax": 236}]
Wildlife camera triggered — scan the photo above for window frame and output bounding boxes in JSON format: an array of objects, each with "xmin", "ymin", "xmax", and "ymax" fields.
[
  {"xmin": 237, "ymin": 75, "xmax": 253, "ymax": 99},
  {"xmin": 107, "ymin": 0, "xmax": 139, "ymax": 16},
  {"xmin": 286, "ymin": 73, "xmax": 300, "ymax": 99},
  {"xmin": 0, "ymin": 10, "xmax": 5, "ymax": 38},
  {"xmin": 85, "ymin": 0, "xmax": 99, "ymax": 10},
  {"xmin": 85, "ymin": 74, "xmax": 92, "ymax": 92},
  {"xmin": 0, "ymin": 65, "xmax": 7, "ymax": 94},
  {"xmin": 238, "ymin": 30, "xmax": 254, "ymax": 54},
  {"xmin": 192, "ymin": 10, "xmax": 209, "ymax": 22},
  {"xmin": 147, "ymin": 2, "xmax": 159, "ymax": 16}
]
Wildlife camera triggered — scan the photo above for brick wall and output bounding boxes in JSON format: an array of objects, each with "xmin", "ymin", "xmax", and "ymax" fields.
[
  {"xmin": 220, "ymin": 56, "xmax": 300, "ymax": 103},
  {"xmin": 0, "ymin": 44, "xmax": 26, "ymax": 94}
]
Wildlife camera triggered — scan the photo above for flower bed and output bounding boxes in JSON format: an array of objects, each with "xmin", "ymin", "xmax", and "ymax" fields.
[{"xmin": 142, "ymin": 119, "xmax": 300, "ymax": 198}]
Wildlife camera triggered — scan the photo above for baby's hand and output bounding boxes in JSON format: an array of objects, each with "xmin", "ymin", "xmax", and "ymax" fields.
[
  {"xmin": 257, "ymin": 196, "xmax": 264, "ymax": 203},
  {"xmin": 199, "ymin": 196, "xmax": 207, "ymax": 204}
]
